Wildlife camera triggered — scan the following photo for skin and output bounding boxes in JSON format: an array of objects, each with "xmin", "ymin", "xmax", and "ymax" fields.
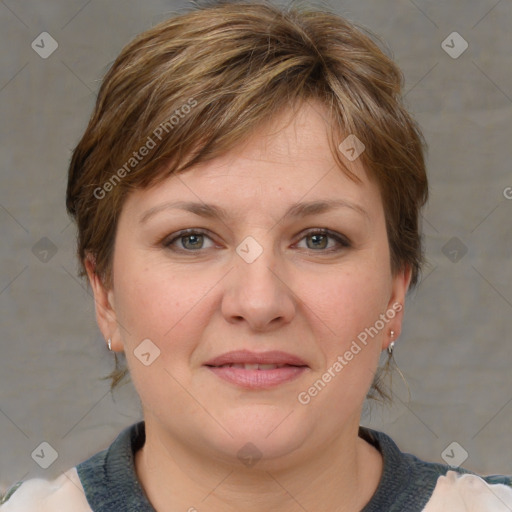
[{"xmin": 87, "ymin": 100, "xmax": 411, "ymax": 512}]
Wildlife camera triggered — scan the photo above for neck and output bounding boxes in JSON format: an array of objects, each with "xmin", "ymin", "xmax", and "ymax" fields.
[{"xmin": 135, "ymin": 418, "xmax": 383, "ymax": 512}]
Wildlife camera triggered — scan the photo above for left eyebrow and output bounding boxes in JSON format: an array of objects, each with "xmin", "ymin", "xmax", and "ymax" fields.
[
  {"xmin": 139, "ymin": 198, "xmax": 368, "ymax": 224},
  {"xmin": 283, "ymin": 199, "xmax": 369, "ymax": 220}
]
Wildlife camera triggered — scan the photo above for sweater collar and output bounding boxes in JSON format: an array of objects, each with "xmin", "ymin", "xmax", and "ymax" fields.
[{"xmin": 77, "ymin": 421, "xmax": 434, "ymax": 512}]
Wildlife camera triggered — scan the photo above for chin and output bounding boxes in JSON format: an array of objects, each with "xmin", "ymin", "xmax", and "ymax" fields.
[{"xmin": 209, "ymin": 405, "xmax": 312, "ymax": 466}]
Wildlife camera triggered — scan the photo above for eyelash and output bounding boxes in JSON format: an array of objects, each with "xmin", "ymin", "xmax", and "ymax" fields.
[{"xmin": 162, "ymin": 228, "xmax": 351, "ymax": 254}]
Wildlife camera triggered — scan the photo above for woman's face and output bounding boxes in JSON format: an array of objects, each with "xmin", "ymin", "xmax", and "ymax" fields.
[{"xmin": 89, "ymin": 101, "xmax": 410, "ymax": 466}]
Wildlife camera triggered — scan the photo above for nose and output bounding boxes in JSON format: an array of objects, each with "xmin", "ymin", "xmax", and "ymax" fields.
[{"xmin": 221, "ymin": 246, "xmax": 297, "ymax": 332}]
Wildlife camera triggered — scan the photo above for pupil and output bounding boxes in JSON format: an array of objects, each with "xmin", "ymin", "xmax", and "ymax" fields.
[
  {"xmin": 309, "ymin": 234, "xmax": 326, "ymax": 249},
  {"xmin": 185, "ymin": 235, "xmax": 202, "ymax": 249}
]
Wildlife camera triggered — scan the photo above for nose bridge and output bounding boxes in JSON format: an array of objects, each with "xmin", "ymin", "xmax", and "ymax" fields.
[
  {"xmin": 239, "ymin": 251, "xmax": 279, "ymax": 298},
  {"xmin": 221, "ymin": 235, "xmax": 296, "ymax": 330}
]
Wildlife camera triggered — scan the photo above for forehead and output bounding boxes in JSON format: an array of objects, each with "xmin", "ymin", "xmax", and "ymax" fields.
[{"xmin": 122, "ymin": 101, "xmax": 382, "ymax": 220}]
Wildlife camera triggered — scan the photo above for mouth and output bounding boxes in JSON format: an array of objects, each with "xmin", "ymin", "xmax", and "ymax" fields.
[
  {"xmin": 212, "ymin": 363, "xmax": 298, "ymax": 370},
  {"xmin": 204, "ymin": 349, "xmax": 309, "ymax": 368},
  {"xmin": 204, "ymin": 350, "xmax": 309, "ymax": 389}
]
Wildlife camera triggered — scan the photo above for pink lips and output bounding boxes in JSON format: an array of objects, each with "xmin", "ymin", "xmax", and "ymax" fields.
[{"xmin": 204, "ymin": 350, "xmax": 309, "ymax": 389}]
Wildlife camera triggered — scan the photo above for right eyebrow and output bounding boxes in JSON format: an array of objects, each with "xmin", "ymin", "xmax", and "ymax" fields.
[{"xmin": 140, "ymin": 201, "xmax": 229, "ymax": 224}]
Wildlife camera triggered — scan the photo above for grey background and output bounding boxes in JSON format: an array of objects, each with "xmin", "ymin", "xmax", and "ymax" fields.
[{"xmin": 1, "ymin": 0, "xmax": 511, "ymax": 492}]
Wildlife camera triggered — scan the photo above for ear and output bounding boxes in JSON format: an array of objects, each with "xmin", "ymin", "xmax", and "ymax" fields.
[
  {"xmin": 382, "ymin": 265, "xmax": 412, "ymax": 351},
  {"xmin": 85, "ymin": 254, "xmax": 122, "ymax": 352}
]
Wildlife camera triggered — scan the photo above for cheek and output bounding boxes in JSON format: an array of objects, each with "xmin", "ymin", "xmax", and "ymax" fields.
[
  {"xmin": 111, "ymin": 266, "xmax": 210, "ymax": 414},
  {"xmin": 307, "ymin": 264, "xmax": 391, "ymax": 347},
  {"xmin": 114, "ymin": 273, "xmax": 170, "ymax": 342},
  {"xmin": 305, "ymin": 273, "xmax": 390, "ymax": 400},
  {"xmin": 112, "ymin": 259, "xmax": 216, "ymax": 360}
]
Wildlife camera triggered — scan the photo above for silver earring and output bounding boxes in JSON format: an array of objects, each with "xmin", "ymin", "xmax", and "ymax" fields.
[
  {"xmin": 107, "ymin": 338, "xmax": 112, "ymax": 351},
  {"xmin": 388, "ymin": 330, "xmax": 395, "ymax": 356}
]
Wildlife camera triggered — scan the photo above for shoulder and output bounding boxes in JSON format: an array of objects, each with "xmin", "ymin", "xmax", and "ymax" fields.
[
  {"xmin": 0, "ymin": 468, "xmax": 92, "ymax": 511},
  {"xmin": 394, "ymin": 442, "xmax": 512, "ymax": 510},
  {"xmin": 359, "ymin": 427, "xmax": 512, "ymax": 512},
  {"xmin": 1, "ymin": 422, "xmax": 149, "ymax": 512},
  {"xmin": 423, "ymin": 470, "xmax": 512, "ymax": 511}
]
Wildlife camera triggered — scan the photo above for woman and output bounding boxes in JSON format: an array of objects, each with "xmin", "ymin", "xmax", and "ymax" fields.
[{"xmin": 1, "ymin": 1, "xmax": 510, "ymax": 510}]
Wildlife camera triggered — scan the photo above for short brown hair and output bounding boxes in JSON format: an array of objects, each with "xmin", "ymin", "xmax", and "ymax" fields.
[{"xmin": 66, "ymin": 0, "xmax": 428, "ymax": 394}]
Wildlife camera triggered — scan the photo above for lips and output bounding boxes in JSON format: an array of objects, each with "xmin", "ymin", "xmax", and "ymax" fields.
[
  {"xmin": 204, "ymin": 350, "xmax": 309, "ymax": 389},
  {"xmin": 204, "ymin": 350, "xmax": 308, "ymax": 368},
  {"xmin": 216, "ymin": 363, "xmax": 290, "ymax": 370}
]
